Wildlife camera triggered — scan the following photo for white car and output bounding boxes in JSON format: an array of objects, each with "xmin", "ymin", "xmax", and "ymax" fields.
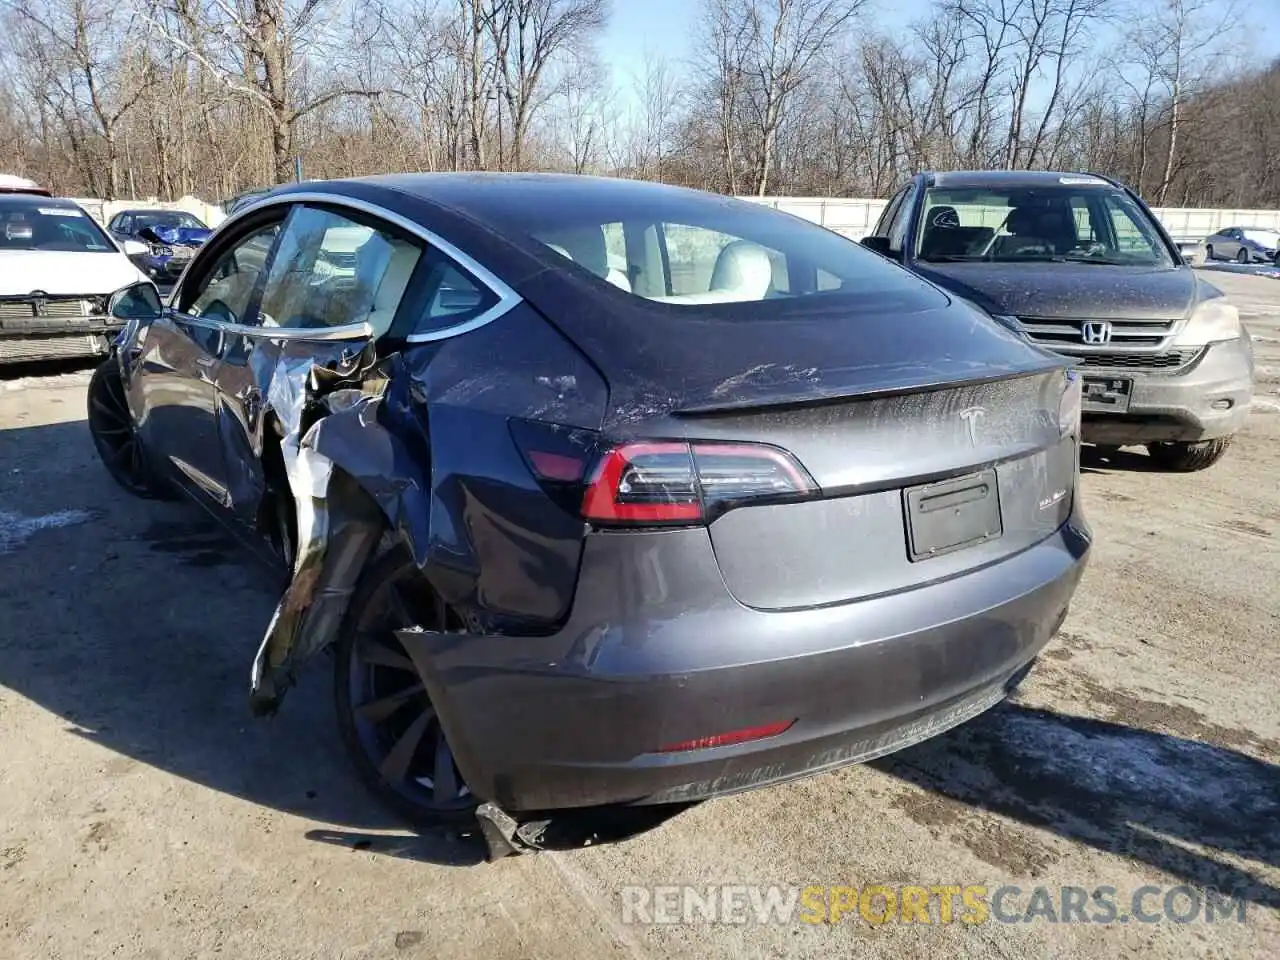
[{"xmin": 0, "ymin": 186, "xmax": 151, "ymax": 365}]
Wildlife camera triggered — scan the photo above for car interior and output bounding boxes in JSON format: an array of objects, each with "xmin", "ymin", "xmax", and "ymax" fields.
[{"xmin": 537, "ymin": 222, "xmax": 788, "ymax": 304}]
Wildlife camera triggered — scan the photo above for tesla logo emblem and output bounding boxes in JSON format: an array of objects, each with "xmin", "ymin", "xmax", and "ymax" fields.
[
  {"xmin": 1081, "ymin": 321, "xmax": 1112, "ymax": 344},
  {"xmin": 30, "ymin": 291, "xmax": 48, "ymax": 317},
  {"xmin": 959, "ymin": 406, "xmax": 986, "ymax": 446}
]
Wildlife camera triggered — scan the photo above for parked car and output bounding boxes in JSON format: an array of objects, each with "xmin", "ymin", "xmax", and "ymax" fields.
[
  {"xmin": 862, "ymin": 170, "xmax": 1255, "ymax": 471},
  {"xmin": 88, "ymin": 174, "xmax": 1090, "ymax": 852},
  {"xmin": 0, "ymin": 189, "xmax": 150, "ymax": 365},
  {"xmin": 0, "ymin": 173, "xmax": 52, "ymax": 196},
  {"xmin": 107, "ymin": 208, "xmax": 213, "ymax": 286},
  {"xmin": 1203, "ymin": 226, "xmax": 1280, "ymax": 264}
]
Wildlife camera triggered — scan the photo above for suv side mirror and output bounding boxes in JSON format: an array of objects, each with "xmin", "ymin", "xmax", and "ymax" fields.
[
  {"xmin": 860, "ymin": 235, "xmax": 900, "ymax": 261},
  {"xmin": 109, "ymin": 281, "xmax": 163, "ymax": 321}
]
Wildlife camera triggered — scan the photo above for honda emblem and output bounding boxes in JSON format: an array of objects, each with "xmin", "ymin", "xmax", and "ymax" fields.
[{"xmin": 1081, "ymin": 321, "xmax": 1112, "ymax": 345}]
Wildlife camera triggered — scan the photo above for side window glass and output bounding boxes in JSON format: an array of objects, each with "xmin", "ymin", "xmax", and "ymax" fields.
[
  {"xmin": 184, "ymin": 224, "xmax": 280, "ymax": 324},
  {"xmin": 257, "ymin": 206, "xmax": 422, "ymax": 331},
  {"xmin": 887, "ymin": 184, "xmax": 919, "ymax": 253},
  {"xmin": 407, "ymin": 249, "xmax": 499, "ymax": 338},
  {"xmin": 872, "ymin": 188, "xmax": 905, "ymax": 238}
]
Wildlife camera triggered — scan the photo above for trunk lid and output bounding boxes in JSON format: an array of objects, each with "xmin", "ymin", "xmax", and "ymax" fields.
[{"xmin": 575, "ymin": 297, "xmax": 1075, "ymax": 612}]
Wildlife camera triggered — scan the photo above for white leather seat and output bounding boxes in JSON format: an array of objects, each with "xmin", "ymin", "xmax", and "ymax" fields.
[
  {"xmin": 709, "ymin": 241, "xmax": 774, "ymax": 300},
  {"xmin": 540, "ymin": 227, "xmax": 631, "ymax": 292},
  {"xmin": 365, "ymin": 240, "xmax": 421, "ymax": 337}
]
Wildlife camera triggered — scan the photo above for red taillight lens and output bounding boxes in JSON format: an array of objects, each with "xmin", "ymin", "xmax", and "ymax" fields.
[
  {"xmin": 658, "ymin": 719, "xmax": 795, "ymax": 753},
  {"xmin": 581, "ymin": 441, "xmax": 817, "ymax": 526}
]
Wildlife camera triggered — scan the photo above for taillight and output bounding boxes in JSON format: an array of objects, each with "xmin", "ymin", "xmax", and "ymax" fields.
[{"xmin": 581, "ymin": 440, "xmax": 818, "ymax": 526}]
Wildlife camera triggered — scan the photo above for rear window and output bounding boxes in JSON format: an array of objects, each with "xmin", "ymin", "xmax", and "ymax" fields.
[
  {"xmin": 0, "ymin": 198, "xmax": 115, "ymax": 253},
  {"xmin": 519, "ymin": 197, "xmax": 929, "ymax": 306}
]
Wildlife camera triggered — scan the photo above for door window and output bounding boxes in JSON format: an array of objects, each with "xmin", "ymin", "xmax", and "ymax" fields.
[
  {"xmin": 887, "ymin": 183, "xmax": 919, "ymax": 254},
  {"xmin": 257, "ymin": 206, "xmax": 422, "ymax": 332},
  {"xmin": 182, "ymin": 223, "xmax": 280, "ymax": 324},
  {"xmin": 871, "ymin": 187, "xmax": 907, "ymax": 238}
]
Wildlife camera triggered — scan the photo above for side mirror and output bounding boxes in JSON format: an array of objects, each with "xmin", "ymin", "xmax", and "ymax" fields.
[
  {"xmin": 860, "ymin": 235, "xmax": 901, "ymax": 261},
  {"xmin": 109, "ymin": 281, "xmax": 163, "ymax": 321},
  {"xmin": 122, "ymin": 239, "xmax": 149, "ymax": 257}
]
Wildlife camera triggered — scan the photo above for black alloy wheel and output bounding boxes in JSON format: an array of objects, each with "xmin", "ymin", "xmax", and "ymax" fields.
[
  {"xmin": 1237, "ymin": 248, "xmax": 1250, "ymax": 264},
  {"xmin": 87, "ymin": 361, "xmax": 169, "ymax": 499},
  {"xmin": 334, "ymin": 547, "xmax": 477, "ymax": 828}
]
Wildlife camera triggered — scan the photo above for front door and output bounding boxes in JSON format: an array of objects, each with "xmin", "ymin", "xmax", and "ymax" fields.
[{"xmin": 150, "ymin": 218, "xmax": 283, "ymax": 508}]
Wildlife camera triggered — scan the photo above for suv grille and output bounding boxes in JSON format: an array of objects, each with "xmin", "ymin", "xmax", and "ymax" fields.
[
  {"xmin": 1016, "ymin": 315, "xmax": 1176, "ymax": 348},
  {"xmin": 1072, "ymin": 350, "xmax": 1200, "ymax": 370}
]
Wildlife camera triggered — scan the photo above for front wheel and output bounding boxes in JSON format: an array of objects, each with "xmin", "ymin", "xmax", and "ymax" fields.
[
  {"xmin": 1146, "ymin": 438, "xmax": 1233, "ymax": 472},
  {"xmin": 87, "ymin": 361, "xmax": 172, "ymax": 499},
  {"xmin": 334, "ymin": 546, "xmax": 478, "ymax": 829},
  {"xmin": 1236, "ymin": 248, "xmax": 1250, "ymax": 264}
]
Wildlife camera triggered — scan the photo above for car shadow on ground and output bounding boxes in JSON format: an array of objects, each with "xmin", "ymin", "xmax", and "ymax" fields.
[
  {"xmin": 1079, "ymin": 444, "xmax": 1159, "ymax": 474},
  {"xmin": 0, "ymin": 418, "xmax": 694, "ymax": 869},
  {"xmin": 871, "ymin": 701, "xmax": 1280, "ymax": 909}
]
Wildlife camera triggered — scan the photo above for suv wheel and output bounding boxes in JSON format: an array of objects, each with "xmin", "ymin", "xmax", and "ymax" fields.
[{"xmin": 1146, "ymin": 438, "xmax": 1233, "ymax": 472}]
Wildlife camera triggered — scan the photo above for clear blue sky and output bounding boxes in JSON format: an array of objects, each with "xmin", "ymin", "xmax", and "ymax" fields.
[{"xmin": 599, "ymin": 0, "xmax": 1280, "ymax": 106}]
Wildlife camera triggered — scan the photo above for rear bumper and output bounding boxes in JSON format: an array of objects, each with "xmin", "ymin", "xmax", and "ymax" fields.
[
  {"xmin": 1079, "ymin": 335, "xmax": 1254, "ymax": 444},
  {"xmin": 401, "ymin": 508, "xmax": 1091, "ymax": 813}
]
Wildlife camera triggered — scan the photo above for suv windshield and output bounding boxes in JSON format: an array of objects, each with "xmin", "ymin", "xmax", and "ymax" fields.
[
  {"xmin": 0, "ymin": 197, "xmax": 116, "ymax": 253},
  {"xmin": 133, "ymin": 211, "xmax": 207, "ymax": 231},
  {"xmin": 916, "ymin": 184, "xmax": 1173, "ymax": 267}
]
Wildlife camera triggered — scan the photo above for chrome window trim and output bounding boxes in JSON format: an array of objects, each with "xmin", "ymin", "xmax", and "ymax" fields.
[
  {"xmin": 206, "ymin": 189, "xmax": 523, "ymax": 343},
  {"xmin": 167, "ymin": 308, "xmax": 372, "ymax": 341}
]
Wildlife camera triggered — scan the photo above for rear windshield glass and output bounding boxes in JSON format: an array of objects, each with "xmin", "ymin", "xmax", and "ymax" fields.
[
  {"xmin": 504, "ymin": 194, "xmax": 930, "ymax": 305},
  {"xmin": 916, "ymin": 184, "xmax": 1173, "ymax": 266},
  {"xmin": 0, "ymin": 198, "xmax": 115, "ymax": 253}
]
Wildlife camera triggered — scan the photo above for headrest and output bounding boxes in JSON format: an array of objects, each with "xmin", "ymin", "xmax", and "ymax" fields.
[
  {"xmin": 539, "ymin": 226, "xmax": 609, "ymax": 278},
  {"xmin": 709, "ymin": 241, "xmax": 773, "ymax": 299}
]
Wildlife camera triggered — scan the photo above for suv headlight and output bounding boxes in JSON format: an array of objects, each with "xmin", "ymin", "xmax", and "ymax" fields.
[{"xmin": 1172, "ymin": 299, "xmax": 1242, "ymax": 347}]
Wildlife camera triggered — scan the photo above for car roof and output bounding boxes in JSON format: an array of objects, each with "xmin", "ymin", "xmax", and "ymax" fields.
[
  {"xmin": 0, "ymin": 193, "xmax": 79, "ymax": 209},
  {"xmin": 314, "ymin": 172, "xmax": 761, "ymax": 233},
  {"xmin": 922, "ymin": 170, "xmax": 1120, "ymax": 190}
]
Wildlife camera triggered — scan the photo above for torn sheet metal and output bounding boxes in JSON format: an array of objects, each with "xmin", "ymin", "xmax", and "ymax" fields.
[{"xmin": 249, "ymin": 345, "xmax": 389, "ymax": 715}]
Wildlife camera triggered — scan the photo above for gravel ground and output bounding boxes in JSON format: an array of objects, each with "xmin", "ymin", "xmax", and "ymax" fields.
[{"xmin": 1, "ymin": 272, "xmax": 1277, "ymax": 960}]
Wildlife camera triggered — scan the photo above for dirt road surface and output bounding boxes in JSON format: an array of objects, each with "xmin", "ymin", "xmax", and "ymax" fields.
[{"xmin": 2, "ymin": 272, "xmax": 1278, "ymax": 959}]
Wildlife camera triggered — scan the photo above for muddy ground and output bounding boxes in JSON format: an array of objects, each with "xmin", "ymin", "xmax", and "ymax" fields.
[{"xmin": 1, "ymin": 270, "xmax": 1277, "ymax": 959}]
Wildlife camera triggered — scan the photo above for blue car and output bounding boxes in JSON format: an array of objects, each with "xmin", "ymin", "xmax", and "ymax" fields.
[{"xmin": 107, "ymin": 209, "xmax": 213, "ymax": 285}]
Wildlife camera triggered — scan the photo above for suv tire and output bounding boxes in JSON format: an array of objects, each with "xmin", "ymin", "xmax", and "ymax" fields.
[{"xmin": 1146, "ymin": 438, "xmax": 1232, "ymax": 472}]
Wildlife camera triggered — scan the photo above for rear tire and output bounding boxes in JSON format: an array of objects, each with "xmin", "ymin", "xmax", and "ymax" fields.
[
  {"xmin": 334, "ymin": 546, "xmax": 478, "ymax": 830},
  {"xmin": 1146, "ymin": 438, "xmax": 1233, "ymax": 472},
  {"xmin": 86, "ymin": 361, "xmax": 173, "ymax": 499},
  {"xmin": 1205, "ymin": 244, "xmax": 1215, "ymax": 261}
]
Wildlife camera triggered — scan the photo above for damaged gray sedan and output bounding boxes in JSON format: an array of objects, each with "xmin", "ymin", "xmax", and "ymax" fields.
[{"xmin": 88, "ymin": 174, "xmax": 1091, "ymax": 846}]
